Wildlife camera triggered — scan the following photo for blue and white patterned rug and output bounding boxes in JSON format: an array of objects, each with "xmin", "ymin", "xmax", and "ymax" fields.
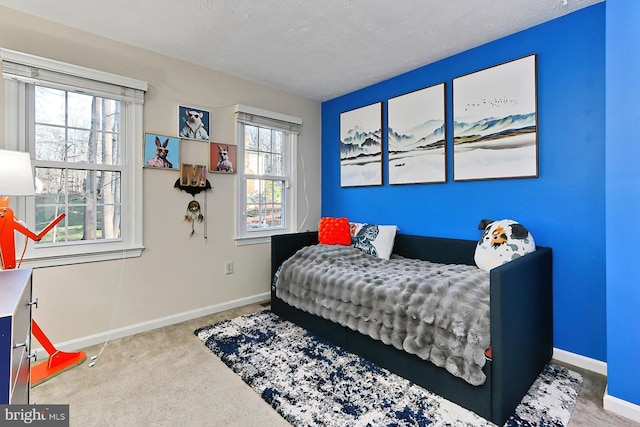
[{"xmin": 195, "ymin": 310, "xmax": 582, "ymax": 427}]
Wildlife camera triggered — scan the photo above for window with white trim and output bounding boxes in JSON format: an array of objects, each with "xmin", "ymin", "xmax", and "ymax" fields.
[
  {"xmin": 1, "ymin": 49, "xmax": 146, "ymax": 267},
  {"xmin": 235, "ymin": 105, "xmax": 300, "ymax": 244}
]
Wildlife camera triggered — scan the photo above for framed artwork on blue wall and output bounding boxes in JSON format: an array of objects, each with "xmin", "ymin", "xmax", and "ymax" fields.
[
  {"xmin": 340, "ymin": 102, "xmax": 383, "ymax": 187},
  {"xmin": 453, "ymin": 54, "xmax": 538, "ymax": 181},
  {"xmin": 387, "ymin": 83, "xmax": 446, "ymax": 185}
]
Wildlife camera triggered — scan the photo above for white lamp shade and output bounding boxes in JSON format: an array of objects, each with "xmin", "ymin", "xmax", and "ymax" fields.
[{"xmin": 0, "ymin": 149, "xmax": 35, "ymax": 196}]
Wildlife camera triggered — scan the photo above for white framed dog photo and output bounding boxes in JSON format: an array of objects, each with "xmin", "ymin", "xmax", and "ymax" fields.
[
  {"xmin": 209, "ymin": 142, "xmax": 236, "ymax": 174},
  {"xmin": 178, "ymin": 105, "xmax": 210, "ymax": 141}
]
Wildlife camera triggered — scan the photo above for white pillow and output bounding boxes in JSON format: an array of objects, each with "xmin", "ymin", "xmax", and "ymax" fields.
[
  {"xmin": 349, "ymin": 222, "xmax": 398, "ymax": 260},
  {"xmin": 474, "ymin": 219, "xmax": 536, "ymax": 272}
]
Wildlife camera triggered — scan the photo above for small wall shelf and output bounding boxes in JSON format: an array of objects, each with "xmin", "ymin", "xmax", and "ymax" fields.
[{"xmin": 174, "ymin": 179, "xmax": 212, "ymax": 196}]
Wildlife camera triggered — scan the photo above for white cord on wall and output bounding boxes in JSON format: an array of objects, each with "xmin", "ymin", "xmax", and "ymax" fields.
[
  {"xmin": 87, "ymin": 246, "xmax": 128, "ymax": 365},
  {"xmin": 297, "ymin": 135, "xmax": 311, "ymax": 232}
]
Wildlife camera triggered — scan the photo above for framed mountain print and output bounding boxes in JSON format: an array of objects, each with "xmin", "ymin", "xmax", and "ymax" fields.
[
  {"xmin": 453, "ymin": 54, "xmax": 538, "ymax": 181},
  {"xmin": 388, "ymin": 83, "xmax": 446, "ymax": 185},
  {"xmin": 340, "ymin": 102, "xmax": 383, "ymax": 187}
]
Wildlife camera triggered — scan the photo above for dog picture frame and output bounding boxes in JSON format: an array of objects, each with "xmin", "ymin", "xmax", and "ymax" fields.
[
  {"xmin": 209, "ymin": 142, "xmax": 237, "ymax": 174},
  {"xmin": 453, "ymin": 54, "xmax": 538, "ymax": 181},
  {"xmin": 178, "ymin": 105, "xmax": 210, "ymax": 141},
  {"xmin": 144, "ymin": 133, "xmax": 180, "ymax": 170}
]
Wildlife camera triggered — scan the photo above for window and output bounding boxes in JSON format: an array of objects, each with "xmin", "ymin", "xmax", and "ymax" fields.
[
  {"xmin": 1, "ymin": 48, "xmax": 146, "ymax": 267},
  {"xmin": 235, "ymin": 105, "xmax": 301, "ymax": 244},
  {"xmin": 33, "ymin": 87, "xmax": 122, "ymax": 244}
]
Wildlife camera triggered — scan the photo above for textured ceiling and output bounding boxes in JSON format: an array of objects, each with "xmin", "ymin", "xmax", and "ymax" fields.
[{"xmin": 0, "ymin": 0, "xmax": 602, "ymax": 101}]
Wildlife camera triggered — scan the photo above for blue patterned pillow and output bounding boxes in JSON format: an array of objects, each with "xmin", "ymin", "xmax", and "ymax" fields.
[
  {"xmin": 349, "ymin": 222, "xmax": 398, "ymax": 260},
  {"xmin": 272, "ymin": 265, "xmax": 282, "ymax": 291}
]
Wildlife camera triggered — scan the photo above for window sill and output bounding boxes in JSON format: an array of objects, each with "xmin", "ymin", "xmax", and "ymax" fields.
[
  {"xmin": 19, "ymin": 246, "xmax": 145, "ymax": 268},
  {"xmin": 234, "ymin": 228, "xmax": 296, "ymax": 246},
  {"xmin": 234, "ymin": 236, "xmax": 271, "ymax": 246}
]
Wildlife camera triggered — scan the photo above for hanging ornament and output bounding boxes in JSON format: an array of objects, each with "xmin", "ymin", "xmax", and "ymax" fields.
[
  {"xmin": 174, "ymin": 167, "xmax": 211, "ymax": 240},
  {"xmin": 184, "ymin": 198, "xmax": 204, "ymax": 236}
]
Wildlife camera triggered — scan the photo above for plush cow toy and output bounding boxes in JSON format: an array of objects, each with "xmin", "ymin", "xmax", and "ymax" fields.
[{"xmin": 474, "ymin": 219, "xmax": 536, "ymax": 272}]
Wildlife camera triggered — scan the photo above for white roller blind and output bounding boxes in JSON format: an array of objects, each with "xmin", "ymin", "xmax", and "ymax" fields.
[
  {"xmin": 235, "ymin": 104, "xmax": 301, "ymax": 134},
  {"xmin": 0, "ymin": 48, "xmax": 146, "ymax": 103}
]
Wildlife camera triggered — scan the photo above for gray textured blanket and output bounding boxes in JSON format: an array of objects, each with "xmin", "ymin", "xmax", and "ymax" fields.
[{"xmin": 275, "ymin": 244, "xmax": 491, "ymax": 385}]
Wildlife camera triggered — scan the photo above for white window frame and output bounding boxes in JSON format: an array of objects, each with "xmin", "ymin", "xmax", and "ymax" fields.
[
  {"xmin": 235, "ymin": 104, "xmax": 300, "ymax": 245},
  {"xmin": 1, "ymin": 48, "xmax": 147, "ymax": 267}
]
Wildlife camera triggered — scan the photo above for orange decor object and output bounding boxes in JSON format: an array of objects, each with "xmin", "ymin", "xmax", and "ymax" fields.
[
  {"xmin": 30, "ymin": 320, "xmax": 86, "ymax": 386},
  {"xmin": 318, "ymin": 217, "xmax": 352, "ymax": 246},
  {"xmin": 0, "ymin": 201, "xmax": 66, "ymax": 270},
  {"xmin": 0, "ymin": 195, "xmax": 83, "ymax": 385}
]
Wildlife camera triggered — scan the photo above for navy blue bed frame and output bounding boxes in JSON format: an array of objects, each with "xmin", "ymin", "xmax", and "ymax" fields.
[{"xmin": 271, "ymin": 231, "xmax": 553, "ymax": 425}]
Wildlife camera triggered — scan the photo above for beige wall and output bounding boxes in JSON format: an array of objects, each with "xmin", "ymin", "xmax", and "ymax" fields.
[{"xmin": 0, "ymin": 7, "xmax": 321, "ymax": 346}]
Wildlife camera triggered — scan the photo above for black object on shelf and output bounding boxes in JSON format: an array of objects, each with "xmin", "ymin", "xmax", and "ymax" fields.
[{"xmin": 174, "ymin": 179, "xmax": 212, "ymax": 196}]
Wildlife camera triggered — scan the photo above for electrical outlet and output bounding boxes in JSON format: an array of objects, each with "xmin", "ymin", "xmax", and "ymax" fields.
[{"xmin": 225, "ymin": 261, "xmax": 233, "ymax": 275}]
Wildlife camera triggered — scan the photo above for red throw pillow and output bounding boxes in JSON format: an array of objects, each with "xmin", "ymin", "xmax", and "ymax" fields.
[{"xmin": 318, "ymin": 217, "xmax": 351, "ymax": 245}]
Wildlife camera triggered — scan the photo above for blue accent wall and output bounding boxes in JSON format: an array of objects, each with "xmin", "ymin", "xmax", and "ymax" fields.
[
  {"xmin": 322, "ymin": 5, "xmax": 606, "ymax": 361},
  {"xmin": 606, "ymin": 0, "xmax": 640, "ymax": 406}
]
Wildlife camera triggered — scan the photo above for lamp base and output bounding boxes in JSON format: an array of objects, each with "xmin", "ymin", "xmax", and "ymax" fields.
[
  {"xmin": 31, "ymin": 350, "xmax": 87, "ymax": 386},
  {"xmin": 30, "ymin": 320, "xmax": 86, "ymax": 386}
]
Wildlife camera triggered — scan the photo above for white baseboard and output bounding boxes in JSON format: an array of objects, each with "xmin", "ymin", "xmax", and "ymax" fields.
[
  {"xmin": 33, "ymin": 292, "xmax": 270, "ymax": 362},
  {"xmin": 604, "ymin": 387, "xmax": 640, "ymax": 423},
  {"xmin": 553, "ymin": 349, "xmax": 640, "ymax": 424},
  {"xmin": 552, "ymin": 347, "xmax": 608, "ymax": 376}
]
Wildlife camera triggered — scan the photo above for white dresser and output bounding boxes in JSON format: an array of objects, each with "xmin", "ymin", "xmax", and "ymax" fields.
[{"xmin": 0, "ymin": 268, "xmax": 34, "ymax": 404}]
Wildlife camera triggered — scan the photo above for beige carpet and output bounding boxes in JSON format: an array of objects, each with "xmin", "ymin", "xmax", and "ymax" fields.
[{"xmin": 31, "ymin": 303, "xmax": 637, "ymax": 427}]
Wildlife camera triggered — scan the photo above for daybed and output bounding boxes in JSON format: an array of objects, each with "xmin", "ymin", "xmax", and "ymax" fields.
[{"xmin": 271, "ymin": 231, "xmax": 553, "ymax": 425}]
